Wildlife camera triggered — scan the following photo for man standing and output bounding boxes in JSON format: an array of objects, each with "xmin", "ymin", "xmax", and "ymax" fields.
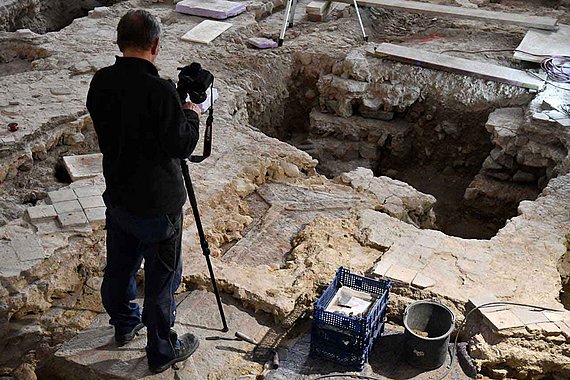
[{"xmin": 86, "ymin": 9, "xmax": 201, "ymax": 373}]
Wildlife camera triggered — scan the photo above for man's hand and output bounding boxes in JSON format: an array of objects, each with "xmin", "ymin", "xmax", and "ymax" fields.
[{"xmin": 183, "ymin": 102, "xmax": 201, "ymax": 118}]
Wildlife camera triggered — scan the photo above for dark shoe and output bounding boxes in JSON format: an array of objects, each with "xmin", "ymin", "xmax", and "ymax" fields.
[
  {"xmin": 115, "ymin": 322, "xmax": 145, "ymax": 345},
  {"xmin": 149, "ymin": 333, "xmax": 199, "ymax": 374}
]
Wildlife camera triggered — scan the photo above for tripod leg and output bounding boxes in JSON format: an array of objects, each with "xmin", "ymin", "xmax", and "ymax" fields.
[
  {"xmin": 289, "ymin": 0, "xmax": 297, "ymax": 27},
  {"xmin": 180, "ymin": 160, "xmax": 229, "ymax": 332},
  {"xmin": 278, "ymin": 0, "xmax": 293, "ymax": 46},
  {"xmin": 353, "ymin": 0, "xmax": 368, "ymax": 42}
]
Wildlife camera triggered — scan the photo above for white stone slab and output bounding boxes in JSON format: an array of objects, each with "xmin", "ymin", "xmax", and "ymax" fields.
[
  {"xmin": 54, "ymin": 200, "xmax": 83, "ymax": 214},
  {"xmin": 73, "ymin": 186, "xmax": 102, "ymax": 198},
  {"xmin": 26, "ymin": 204, "xmax": 57, "ymax": 222},
  {"xmin": 62, "ymin": 153, "xmax": 103, "ymax": 181},
  {"xmin": 58, "ymin": 211, "xmax": 89, "ymax": 228},
  {"xmin": 514, "ymin": 25, "xmax": 570, "ymax": 63},
  {"xmin": 181, "ymin": 20, "xmax": 232, "ymax": 44},
  {"xmin": 48, "ymin": 189, "xmax": 77, "ymax": 204},
  {"xmin": 78, "ymin": 196, "xmax": 105, "ymax": 210},
  {"xmin": 176, "ymin": 0, "xmax": 246, "ymax": 20}
]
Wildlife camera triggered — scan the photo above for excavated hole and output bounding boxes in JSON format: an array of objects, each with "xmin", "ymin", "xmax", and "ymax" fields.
[
  {"xmin": 3, "ymin": 0, "xmax": 126, "ymax": 34},
  {"xmin": 247, "ymin": 62, "xmax": 543, "ymax": 240}
]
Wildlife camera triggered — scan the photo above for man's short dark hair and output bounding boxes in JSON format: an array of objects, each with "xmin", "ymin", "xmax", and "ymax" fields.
[{"xmin": 117, "ymin": 9, "xmax": 161, "ymax": 52}]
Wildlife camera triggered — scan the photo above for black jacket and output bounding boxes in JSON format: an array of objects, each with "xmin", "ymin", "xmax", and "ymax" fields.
[{"xmin": 87, "ymin": 56, "xmax": 200, "ymax": 217}]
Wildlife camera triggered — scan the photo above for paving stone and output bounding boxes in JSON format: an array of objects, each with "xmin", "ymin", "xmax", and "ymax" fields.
[
  {"xmin": 557, "ymin": 118, "xmax": 570, "ymax": 127},
  {"xmin": 47, "ymin": 189, "xmax": 77, "ymax": 204},
  {"xmin": 73, "ymin": 186, "xmax": 102, "ymax": 198},
  {"xmin": 53, "ymin": 200, "xmax": 83, "ymax": 214},
  {"xmin": 84, "ymin": 207, "xmax": 106, "ymax": 227},
  {"xmin": 181, "ymin": 20, "xmax": 233, "ymax": 44},
  {"xmin": 483, "ymin": 309, "xmax": 525, "ymax": 331},
  {"xmin": 411, "ymin": 272, "xmax": 436, "ymax": 289},
  {"xmin": 58, "ymin": 211, "xmax": 88, "ymax": 228},
  {"xmin": 511, "ymin": 308, "xmax": 551, "ymax": 325},
  {"xmin": 536, "ymin": 322, "xmax": 561, "ymax": 335},
  {"xmin": 373, "ymin": 260, "xmax": 393, "ymax": 277},
  {"xmin": 10, "ymin": 234, "xmax": 46, "ymax": 262},
  {"xmin": 78, "ymin": 195, "xmax": 105, "ymax": 210},
  {"xmin": 26, "ymin": 204, "xmax": 57, "ymax": 222},
  {"xmin": 384, "ymin": 264, "xmax": 417, "ymax": 285},
  {"xmin": 1, "ymin": 136, "xmax": 16, "ymax": 144},
  {"xmin": 543, "ymin": 311, "xmax": 569, "ymax": 323},
  {"xmin": 554, "ymin": 322, "xmax": 570, "ymax": 338},
  {"xmin": 175, "ymin": 0, "xmax": 246, "ymax": 19},
  {"xmin": 0, "ymin": 240, "xmax": 26, "ymax": 277},
  {"xmin": 62, "ymin": 153, "xmax": 103, "ymax": 181}
]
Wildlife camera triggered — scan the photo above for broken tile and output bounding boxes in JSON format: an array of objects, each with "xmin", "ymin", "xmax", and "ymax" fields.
[
  {"xmin": 26, "ymin": 205, "xmax": 57, "ymax": 222},
  {"xmin": 73, "ymin": 186, "xmax": 102, "ymax": 198},
  {"xmin": 247, "ymin": 37, "xmax": 278, "ymax": 49},
  {"xmin": 483, "ymin": 309, "xmax": 525, "ymax": 331},
  {"xmin": 536, "ymin": 322, "xmax": 561, "ymax": 336},
  {"xmin": 411, "ymin": 272, "xmax": 436, "ymax": 289},
  {"xmin": 373, "ymin": 260, "xmax": 392, "ymax": 277},
  {"xmin": 181, "ymin": 20, "xmax": 232, "ymax": 44},
  {"xmin": 384, "ymin": 264, "xmax": 417, "ymax": 285},
  {"xmin": 48, "ymin": 189, "xmax": 77, "ymax": 204},
  {"xmin": 78, "ymin": 196, "xmax": 105, "ymax": 210},
  {"xmin": 175, "ymin": 0, "xmax": 245, "ymax": 20},
  {"xmin": 54, "ymin": 200, "xmax": 83, "ymax": 214},
  {"xmin": 62, "ymin": 153, "xmax": 103, "ymax": 181},
  {"xmin": 58, "ymin": 211, "xmax": 88, "ymax": 228},
  {"xmin": 511, "ymin": 308, "xmax": 550, "ymax": 325}
]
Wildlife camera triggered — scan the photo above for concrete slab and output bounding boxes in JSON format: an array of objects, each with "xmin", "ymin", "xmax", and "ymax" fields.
[
  {"xmin": 181, "ymin": 20, "xmax": 232, "ymax": 44},
  {"xmin": 47, "ymin": 189, "xmax": 77, "ymax": 204},
  {"xmin": 78, "ymin": 196, "xmax": 105, "ymax": 210},
  {"xmin": 49, "ymin": 291, "xmax": 276, "ymax": 379},
  {"xmin": 53, "ymin": 200, "xmax": 83, "ymax": 214},
  {"xmin": 175, "ymin": 0, "xmax": 246, "ymax": 20},
  {"xmin": 514, "ymin": 25, "xmax": 570, "ymax": 63},
  {"xmin": 26, "ymin": 204, "xmax": 57, "ymax": 223},
  {"xmin": 62, "ymin": 153, "xmax": 103, "ymax": 181}
]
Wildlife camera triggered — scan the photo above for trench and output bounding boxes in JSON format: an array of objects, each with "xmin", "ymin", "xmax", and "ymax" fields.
[
  {"xmin": 0, "ymin": 0, "xmax": 125, "ymax": 34},
  {"xmin": 246, "ymin": 53, "xmax": 543, "ymax": 240}
]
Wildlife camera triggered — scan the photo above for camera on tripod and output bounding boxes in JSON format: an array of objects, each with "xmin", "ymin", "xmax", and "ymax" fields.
[{"xmin": 176, "ymin": 62, "xmax": 214, "ymax": 106}]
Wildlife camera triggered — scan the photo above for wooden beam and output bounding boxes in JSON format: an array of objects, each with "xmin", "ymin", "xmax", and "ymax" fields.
[
  {"xmin": 367, "ymin": 43, "xmax": 544, "ymax": 90},
  {"xmin": 335, "ymin": 0, "xmax": 558, "ymax": 30}
]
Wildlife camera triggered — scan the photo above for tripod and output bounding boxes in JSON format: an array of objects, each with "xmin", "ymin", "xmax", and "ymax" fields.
[{"xmin": 180, "ymin": 87, "xmax": 229, "ymax": 332}]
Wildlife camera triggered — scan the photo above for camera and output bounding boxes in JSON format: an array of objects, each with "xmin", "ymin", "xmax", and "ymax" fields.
[{"xmin": 176, "ymin": 62, "xmax": 214, "ymax": 105}]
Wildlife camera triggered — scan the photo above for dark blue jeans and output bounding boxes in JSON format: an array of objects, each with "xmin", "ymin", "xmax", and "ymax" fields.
[{"xmin": 101, "ymin": 195, "xmax": 183, "ymax": 368}]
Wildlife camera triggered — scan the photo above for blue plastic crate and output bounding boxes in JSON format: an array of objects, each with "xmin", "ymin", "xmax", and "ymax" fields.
[{"xmin": 310, "ymin": 267, "xmax": 391, "ymax": 367}]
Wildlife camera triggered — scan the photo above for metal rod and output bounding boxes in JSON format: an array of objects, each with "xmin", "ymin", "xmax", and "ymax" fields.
[
  {"xmin": 353, "ymin": 0, "xmax": 368, "ymax": 42},
  {"xmin": 180, "ymin": 159, "xmax": 229, "ymax": 332},
  {"xmin": 278, "ymin": 0, "xmax": 294, "ymax": 46}
]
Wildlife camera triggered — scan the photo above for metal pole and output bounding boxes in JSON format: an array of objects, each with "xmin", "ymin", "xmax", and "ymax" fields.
[
  {"xmin": 289, "ymin": 0, "xmax": 297, "ymax": 27},
  {"xmin": 180, "ymin": 159, "xmax": 229, "ymax": 332},
  {"xmin": 353, "ymin": 0, "xmax": 368, "ymax": 42},
  {"xmin": 278, "ymin": 0, "xmax": 294, "ymax": 46}
]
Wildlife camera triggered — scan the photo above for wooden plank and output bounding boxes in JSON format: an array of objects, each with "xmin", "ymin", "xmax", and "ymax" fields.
[
  {"xmin": 335, "ymin": 0, "xmax": 558, "ymax": 30},
  {"xmin": 514, "ymin": 24, "xmax": 570, "ymax": 63},
  {"xmin": 180, "ymin": 20, "xmax": 232, "ymax": 44},
  {"xmin": 367, "ymin": 43, "xmax": 544, "ymax": 90}
]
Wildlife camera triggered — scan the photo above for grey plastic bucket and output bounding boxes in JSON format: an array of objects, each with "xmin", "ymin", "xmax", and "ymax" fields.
[{"xmin": 403, "ymin": 300, "xmax": 455, "ymax": 370}]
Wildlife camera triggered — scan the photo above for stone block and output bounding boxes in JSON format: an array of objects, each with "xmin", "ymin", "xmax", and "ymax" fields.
[
  {"xmin": 511, "ymin": 308, "xmax": 550, "ymax": 325},
  {"xmin": 58, "ymin": 211, "xmax": 88, "ymax": 228},
  {"xmin": 26, "ymin": 205, "xmax": 57, "ymax": 222},
  {"xmin": 373, "ymin": 260, "xmax": 393, "ymax": 277},
  {"xmin": 62, "ymin": 154, "xmax": 103, "ymax": 181},
  {"xmin": 483, "ymin": 309, "xmax": 525, "ymax": 331},
  {"xmin": 48, "ymin": 189, "xmax": 77, "ymax": 204},
  {"xmin": 11, "ymin": 235, "xmax": 46, "ymax": 262},
  {"xmin": 84, "ymin": 207, "xmax": 106, "ymax": 227},
  {"xmin": 411, "ymin": 273, "xmax": 436, "ymax": 289},
  {"xmin": 176, "ymin": 0, "xmax": 246, "ymax": 19},
  {"xmin": 54, "ymin": 200, "xmax": 83, "ymax": 214},
  {"xmin": 247, "ymin": 37, "xmax": 277, "ymax": 49},
  {"xmin": 73, "ymin": 186, "xmax": 102, "ymax": 198},
  {"xmin": 536, "ymin": 322, "xmax": 561, "ymax": 335},
  {"xmin": 78, "ymin": 196, "xmax": 105, "ymax": 210},
  {"xmin": 385, "ymin": 264, "xmax": 417, "ymax": 285}
]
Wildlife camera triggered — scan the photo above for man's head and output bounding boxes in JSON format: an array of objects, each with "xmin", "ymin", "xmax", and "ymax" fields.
[{"xmin": 117, "ymin": 10, "xmax": 161, "ymax": 62}]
